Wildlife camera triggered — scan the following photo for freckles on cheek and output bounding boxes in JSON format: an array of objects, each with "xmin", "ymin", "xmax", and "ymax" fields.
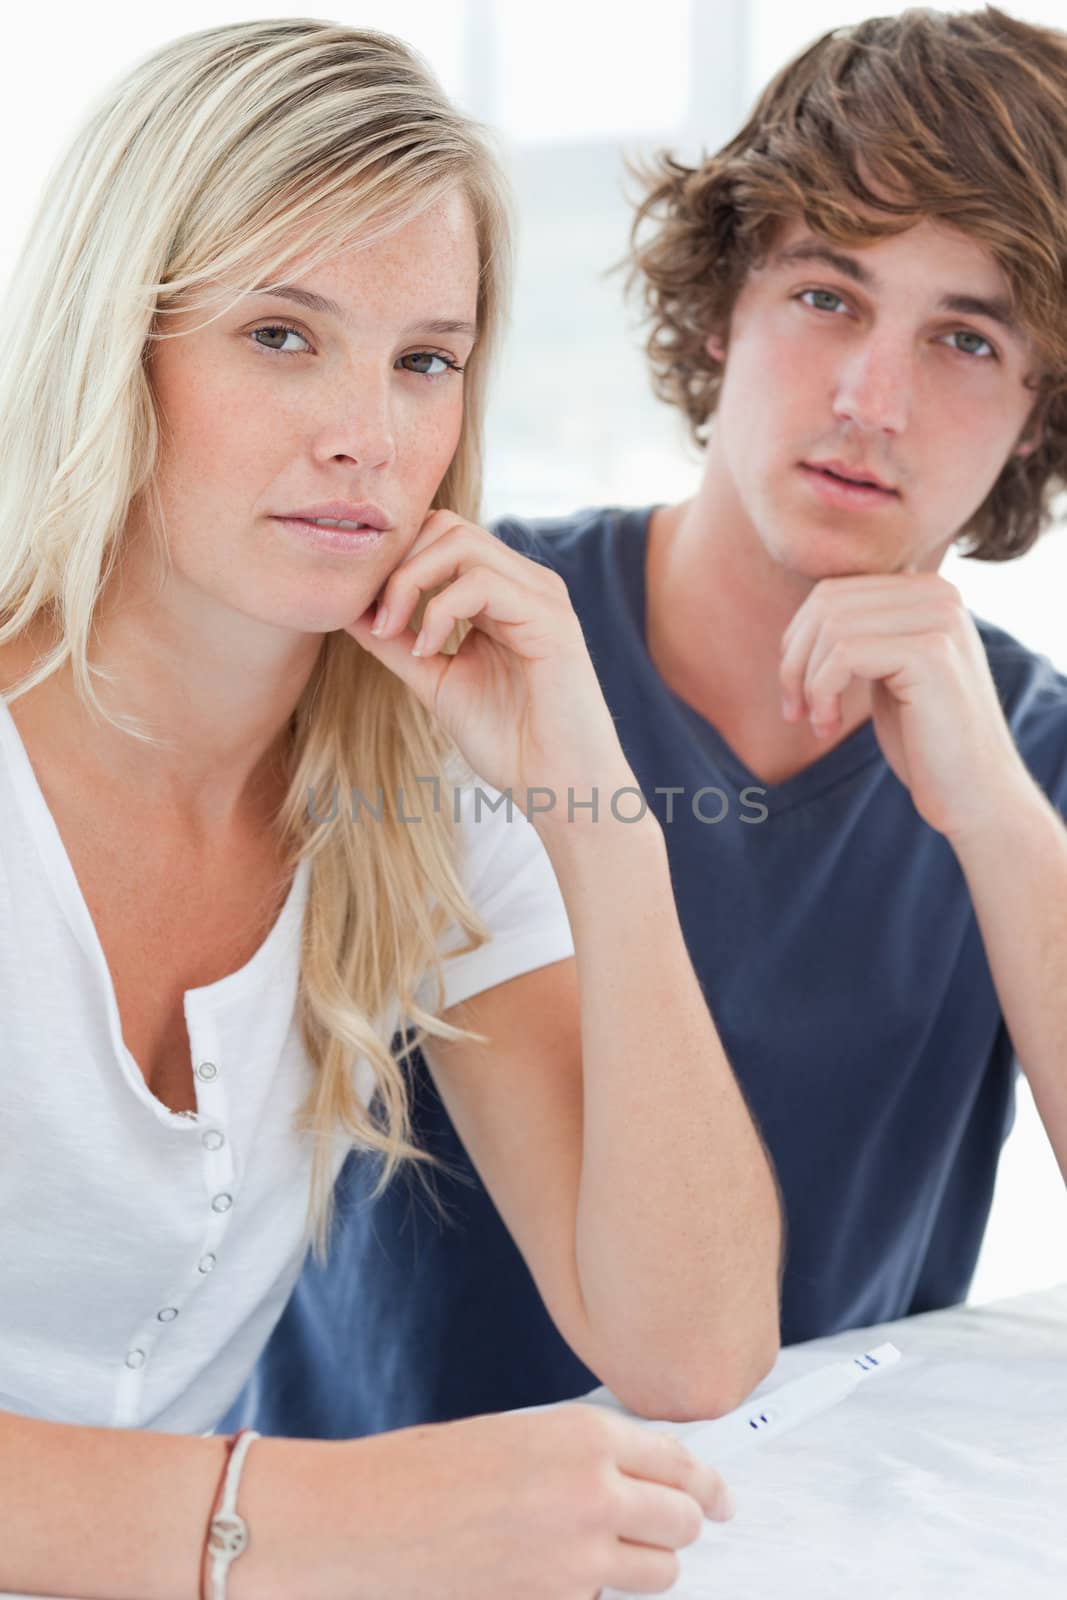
[
  {"xmin": 183, "ymin": 384, "xmax": 284, "ymax": 482},
  {"xmin": 412, "ymin": 398, "xmax": 466, "ymax": 484},
  {"xmin": 154, "ymin": 358, "xmax": 234, "ymax": 451}
]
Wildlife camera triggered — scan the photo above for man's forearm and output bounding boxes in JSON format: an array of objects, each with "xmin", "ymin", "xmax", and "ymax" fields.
[
  {"xmin": 536, "ymin": 800, "xmax": 782, "ymax": 1419},
  {"xmin": 951, "ymin": 774, "xmax": 1067, "ymax": 1182}
]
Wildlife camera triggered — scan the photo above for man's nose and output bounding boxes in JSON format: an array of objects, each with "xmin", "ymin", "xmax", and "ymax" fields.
[{"xmin": 831, "ymin": 335, "xmax": 913, "ymax": 437}]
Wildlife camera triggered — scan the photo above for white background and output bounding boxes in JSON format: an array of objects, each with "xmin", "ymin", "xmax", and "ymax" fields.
[{"xmin": 5, "ymin": 1, "xmax": 1066, "ymax": 1305}]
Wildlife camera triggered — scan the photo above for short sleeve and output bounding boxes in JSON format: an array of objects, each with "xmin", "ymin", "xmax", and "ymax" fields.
[{"xmin": 412, "ymin": 773, "xmax": 575, "ymax": 1015}]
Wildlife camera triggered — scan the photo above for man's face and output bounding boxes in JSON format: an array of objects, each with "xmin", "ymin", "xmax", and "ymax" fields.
[{"xmin": 709, "ymin": 215, "xmax": 1042, "ymax": 579}]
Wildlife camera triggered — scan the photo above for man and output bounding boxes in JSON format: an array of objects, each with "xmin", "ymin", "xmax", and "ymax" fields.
[{"xmin": 223, "ymin": 5, "xmax": 1067, "ymax": 1437}]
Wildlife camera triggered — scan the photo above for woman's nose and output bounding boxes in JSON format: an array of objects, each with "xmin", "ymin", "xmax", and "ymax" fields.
[{"xmin": 311, "ymin": 375, "xmax": 397, "ymax": 470}]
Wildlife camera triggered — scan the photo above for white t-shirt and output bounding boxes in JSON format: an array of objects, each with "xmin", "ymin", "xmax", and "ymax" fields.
[{"xmin": 0, "ymin": 695, "xmax": 574, "ymax": 1440}]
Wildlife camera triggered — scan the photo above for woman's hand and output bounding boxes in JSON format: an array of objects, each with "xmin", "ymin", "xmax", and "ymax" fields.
[
  {"xmin": 263, "ymin": 1402, "xmax": 733, "ymax": 1599},
  {"xmin": 345, "ymin": 511, "xmax": 635, "ymax": 818}
]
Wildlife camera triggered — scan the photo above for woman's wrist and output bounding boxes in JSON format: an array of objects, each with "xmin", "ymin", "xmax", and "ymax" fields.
[
  {"xmin": 225, "ymin": 1435, "xmax": 354, "ymax": 1600},
  {"xmin": 525, "ymin": 761, "xmax": 658, "ymax": 837},
  {"xmin": 533, "ymin": 791, "xmax": 667, "ymax": 879},
  {"xmin": 200, "ymin": 1430, "xmax": 260, "ymax": 1600}
]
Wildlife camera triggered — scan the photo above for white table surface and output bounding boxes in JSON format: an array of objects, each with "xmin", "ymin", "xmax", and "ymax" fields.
[
  {"xmin": 592, "ymin": 1282, "xmax": 1067, "ymax": 1598},
  {"xmin": 6, "ymin": 1284, "xmax": 1064, "ymax": 1598}
]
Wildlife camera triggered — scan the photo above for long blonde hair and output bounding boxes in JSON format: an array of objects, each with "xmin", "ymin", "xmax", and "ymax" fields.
[{"xmin": 0, "ymin": 19, "xmax": 514, "ymax": 1257}]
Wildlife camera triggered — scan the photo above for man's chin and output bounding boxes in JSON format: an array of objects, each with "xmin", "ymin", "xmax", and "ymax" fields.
[{"xmin": 764, "ymin": 519, "xmax": 913, "ymax": 582}]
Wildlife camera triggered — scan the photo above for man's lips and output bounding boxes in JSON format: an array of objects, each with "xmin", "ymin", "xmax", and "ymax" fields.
[
  {"xmin": 797, "ymin": 461, "xmax": 901, "ymax": 511},
  {"xmin": 803, "ymin": 459, "xmax": 899, "ymax": 494}
]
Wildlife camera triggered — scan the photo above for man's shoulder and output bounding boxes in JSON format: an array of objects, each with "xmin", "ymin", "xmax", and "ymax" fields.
[
  {"xmin": 973, "ymin": 614, "xmax": 1067, "ymax": 788},
  {"xmin": 490, "ymin": 504, "xmax": 653, "ymax": 572},
  {"xmin": 974, "ymin": 614, "xmax": 1067, "ymax": 703}
]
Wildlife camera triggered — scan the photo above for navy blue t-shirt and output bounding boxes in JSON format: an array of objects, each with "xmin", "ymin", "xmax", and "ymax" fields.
[{"xmin": 222, "ymin": 505, "xmax": 1067, "ymax": 1439}]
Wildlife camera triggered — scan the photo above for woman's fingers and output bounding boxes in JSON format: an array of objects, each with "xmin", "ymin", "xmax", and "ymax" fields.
[
  {"xmin": 413, "ymin": 568, "xmax": 560, "ymax": 658},
  {"xmin": 345, "ymin": 604, "xmax": 450, "ymax": 704},
  {"xmin": 615, "ymin": 1477, "xmax": 705, "ymax": 1550},
  {"xmin": 607, "ymin": 1541, "xmax": 683, "ymax": 1595},
  {"xmin": 615, "ymin": 1424, "xmax": 735, "ymax": 1523},
  {"xmin": 600, "ymin": 1427, "xmax": 734, "ymax": 1596},
  {"xmin": 370, "ymin": 516, "xmax": 563, "ymax": 642}
]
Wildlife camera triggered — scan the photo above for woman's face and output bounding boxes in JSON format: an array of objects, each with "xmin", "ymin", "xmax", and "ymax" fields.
[{"xmin": 141, "ymin": 189, "xmax": 480, "ymax": 636}]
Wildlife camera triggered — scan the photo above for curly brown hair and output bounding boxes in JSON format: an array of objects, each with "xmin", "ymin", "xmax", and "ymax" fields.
[{"xmin": 627, "ymin": 5, "xmax": 1067, "ymax": 560}]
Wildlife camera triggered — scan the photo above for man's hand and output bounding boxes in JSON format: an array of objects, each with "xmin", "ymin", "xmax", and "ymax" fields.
[{"xmin": 778, "ymin": 571, "xmax": 1037, "ymax": 842}]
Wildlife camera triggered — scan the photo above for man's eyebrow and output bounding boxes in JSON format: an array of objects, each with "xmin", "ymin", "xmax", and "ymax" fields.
[
  {"xmin": 248, "ymin": 283, "xmax": 477, "ymax": 339},
  {"xmin": 773, "ymin": 242, "xmax": 876, "ymax": 288},
  {"xmin": 940, "ymin": 292, "xmax": 1020, "ymax": 336},
  {"xmin": 771, "ymin": 241, "xmax": 1023, "ymax": 337}
]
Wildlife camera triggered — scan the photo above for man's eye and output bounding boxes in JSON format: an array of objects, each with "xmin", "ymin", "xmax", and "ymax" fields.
[
  {"xmin": 397, "ymin": 351, "xmax": 462, "ymax": 376},
  {"xmin": 946, "ymin": 329, "xmax": 995, "ymax": 360},
  {"xmin": 250, "ymin": 324, "xmax": 311, "ymax": 355},
  {"xmin": 799, "ymin": 289, "xmax": 846, "ymax": 314}
]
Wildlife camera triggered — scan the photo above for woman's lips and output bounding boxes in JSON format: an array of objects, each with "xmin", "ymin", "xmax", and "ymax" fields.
[
  {"xmin": 798, "ymin": 463, "xmax": 900, "ymax": 510},
  {"xmin": 272, "ymin": 515, "xmax": 388, "ymax": 554}
]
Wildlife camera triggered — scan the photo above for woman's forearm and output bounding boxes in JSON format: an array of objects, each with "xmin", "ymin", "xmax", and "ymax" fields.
[
  {"xmin": 1, "ymin": 1404, "xmax": 735, "ymax": 1599},
  {"xmin": 0, "ymin": 1408, "xmax": 375, "ymax": 1600},
  {"xmin": 536, "ymin": 799, "xmax": 782, "ymax": 1419},
  {"xmin": 1, "ymin": 1408, "xmax": 231, "ymax": 1599}
]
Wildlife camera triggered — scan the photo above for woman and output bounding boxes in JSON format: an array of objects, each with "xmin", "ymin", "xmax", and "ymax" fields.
[{"xmin": 0, "ymin": 19, "xmax": 781, "ymax": 1598}]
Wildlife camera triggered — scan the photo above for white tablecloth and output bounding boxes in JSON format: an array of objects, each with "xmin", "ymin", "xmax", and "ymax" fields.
[
  {"xmin": 6, "ymin": 1284, "xmax": 1065, "ymax": 1597},
  {"xmin": 594, "ymin": 1282, "xmax": 1067, "ymax": 1597}
]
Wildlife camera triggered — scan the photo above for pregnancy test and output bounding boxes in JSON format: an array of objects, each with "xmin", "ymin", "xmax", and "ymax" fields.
[{"xmin": 677, "ymin": 1341, "xmax": 902, "ymax": 1463}]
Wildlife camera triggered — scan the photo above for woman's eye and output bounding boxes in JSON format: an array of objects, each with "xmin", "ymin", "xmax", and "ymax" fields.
[
  {"xmin": 397, "ymin": 351, "xmax": 461, "ymax": 377},
  {"xmin": 946, "ymin": 329, "xmax": 995, "ymax": 360},
  {"xmin": 250, "ymin": 324, "xmax": 311, "ymax": 355},
  {"xmin": 800, "ymin": 288, "xmax": 846, "ymax": 314}
]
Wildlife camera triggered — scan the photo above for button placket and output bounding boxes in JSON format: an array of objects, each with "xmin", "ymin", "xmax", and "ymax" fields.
[
  {"xmin": 114, "ymin": 1332, "xmax": 155, "ymax": 1426},
  {"xmin": 188, "ymin": 1014, "xmax": 235, "ymax": 1189},
  {"xmin": 113, "ymin": 1011, "xmax": 242, "ymax": 1431},
  {"xmin": 187, "ymin": 1009, "xmax": 239, "ymax": 1285}
]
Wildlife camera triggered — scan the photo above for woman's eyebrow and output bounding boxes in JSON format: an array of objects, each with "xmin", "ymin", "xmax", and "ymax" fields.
[
  {"xmin": 247, "ymin": 284, "xmax": 476, "ymax": 340},
  {"xmin": 251, "ymin": 283, "xmax": 344, "ymax": 316},
  {"xmin": 406, "ymin": 317, "xmax": 479, "ymax": 339}
]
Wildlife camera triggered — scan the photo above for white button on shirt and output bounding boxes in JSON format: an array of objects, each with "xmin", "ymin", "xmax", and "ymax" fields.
[{"xmin": 0, "ymin": 702, "xmax": 575, "ymax": 1440}]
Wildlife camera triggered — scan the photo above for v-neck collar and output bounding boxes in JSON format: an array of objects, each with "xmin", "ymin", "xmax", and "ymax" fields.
[{"xmin": 616, "ymin": 504, "xmax": 884, "ymax": 811}]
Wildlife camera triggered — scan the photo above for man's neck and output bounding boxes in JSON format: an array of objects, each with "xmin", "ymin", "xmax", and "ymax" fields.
[{"xmin": 645, "ymin": 441, "xmax": 874, "ymax": 787}]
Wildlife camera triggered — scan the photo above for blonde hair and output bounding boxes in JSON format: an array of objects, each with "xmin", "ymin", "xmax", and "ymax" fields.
[{"xmin": 0, "ymin": 18, "xmax": 514, "ymax": 1256}]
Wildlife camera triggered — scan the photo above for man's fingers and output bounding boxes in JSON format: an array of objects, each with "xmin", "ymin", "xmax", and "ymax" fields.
[
  {"xmin": 783, "ymin": 596, "xmax": 966, "ymax": 725},
  {"xmin": 805, "ymin": 635, "xmax": 925, "ymax": 728}
]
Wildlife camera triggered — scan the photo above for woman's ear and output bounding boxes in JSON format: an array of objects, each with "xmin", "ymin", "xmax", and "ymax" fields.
[{"xmin": 705, "ymin": 331, "xmax": 726, "ymax": 363}]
